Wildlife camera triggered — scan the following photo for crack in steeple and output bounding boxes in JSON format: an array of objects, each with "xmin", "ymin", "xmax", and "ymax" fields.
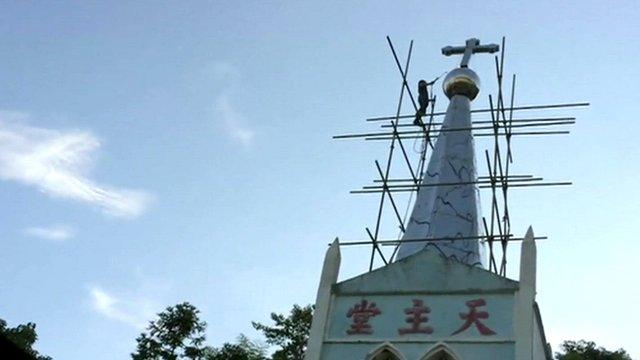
[{"xmin": 395, "ymin": 94, "xmax": 484, "ymax": 267}]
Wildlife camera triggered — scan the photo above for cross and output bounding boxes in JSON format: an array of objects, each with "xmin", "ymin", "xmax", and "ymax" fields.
[{"xmin": 441, "ymin": 38, "xmax": 499, "ymax": 68}]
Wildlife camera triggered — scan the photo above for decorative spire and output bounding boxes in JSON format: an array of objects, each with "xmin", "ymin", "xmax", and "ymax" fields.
[
  {"xmin": 395, "ymin": 87, "xmax": 483, "ymax": 265},
  {"xmin": 395, "ymin": 39, "xmax": 499, "ymax": 266}
]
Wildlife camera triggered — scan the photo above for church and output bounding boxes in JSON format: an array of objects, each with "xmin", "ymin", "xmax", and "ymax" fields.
[{"xmin": 304, "ymin": 38, "xmax": 554, "ymax": 360}]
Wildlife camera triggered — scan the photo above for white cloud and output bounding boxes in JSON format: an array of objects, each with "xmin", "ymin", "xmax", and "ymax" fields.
[
  {"xmin": 89, "ymin": 286, "xmax": 156, "ymax": 329},
  {"xmin": 207, "ymin": 62, "xmax": 255, "ymax": 146},
  {"xmin": 213, "ymin": 94, "xmax": 255, "ymax": 146},
  {"xmin": 23, "ymin": 224, "xmax": 74, "ymax": 241},
  {"xmin": 0, "ymin": 112, "xmax": 152, "ymax": 219}
]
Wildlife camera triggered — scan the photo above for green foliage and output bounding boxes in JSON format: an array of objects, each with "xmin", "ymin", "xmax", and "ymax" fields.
[
  {"xmin": 132, "ymin": 302, "xmax": 207, "ymax": 360},
  {"xmin": 555, "ymin": 340, "xmax": 632, "ymax": 360},
  {"xmin": 204, "ymin": 335, "xmax": 267, "ymax": 360},
  {"xmin": 0, "ymin": 318, "xmax": 52, "ymax": 360},
  {"xmin": 252, "ymin": 304, "xmax": 313, "ymax": 360}
]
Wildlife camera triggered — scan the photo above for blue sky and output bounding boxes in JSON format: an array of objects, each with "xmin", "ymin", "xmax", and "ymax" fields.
[{"xmin": 0, "ymin": 1, "xmax": 639, "ymax": 359}]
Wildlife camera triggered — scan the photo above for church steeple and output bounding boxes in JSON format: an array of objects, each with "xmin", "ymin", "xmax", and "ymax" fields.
[
  {"xmin": 306, "ymin": 36, "xmax": 582, "ymax": 360},
  {"xmin": 395, "ymin": 39, "xmax": 499, "ymax": 266}
]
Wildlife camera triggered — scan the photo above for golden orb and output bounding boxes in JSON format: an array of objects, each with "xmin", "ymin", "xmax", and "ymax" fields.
[{"xmin": 442, "ymin": 68, "xmax": 481, "ymax": 100}]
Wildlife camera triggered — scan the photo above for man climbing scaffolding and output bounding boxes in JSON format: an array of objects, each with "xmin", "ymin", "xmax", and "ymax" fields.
[{"xmin": 413, "ymin": 76, "xmax": 440, "ymax": 126}]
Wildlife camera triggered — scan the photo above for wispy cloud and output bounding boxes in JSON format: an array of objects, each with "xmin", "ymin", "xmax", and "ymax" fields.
[
  {"xmin": 0, "ymin": 112, "xmax": 152, "ymax": 219},
  {"xmin": 209, "ymin": 62, "xmax": 255, "ymax": 146},
  {"xmin": 89, "ymin": 286, "xmax": 156, "ymax": 329},
  {"xmin": 23, "ymin": 224, "xmax": 75, "ymax": 241},
  {"xmin": 213, "ymin": 94, "xmax": 255, "ymax": 146}
]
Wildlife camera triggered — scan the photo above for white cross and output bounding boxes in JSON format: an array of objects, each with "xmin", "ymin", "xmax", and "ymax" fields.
[{"xmin": 441, "ymin": 38, "xmax": 499, "ymax": 68}]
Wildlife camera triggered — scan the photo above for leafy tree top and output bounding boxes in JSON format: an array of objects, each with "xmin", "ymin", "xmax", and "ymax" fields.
[
  {"xmin": 252, "ymin": 304, "xmax": 313, "ymax": 360},
  {"xmin": 131, "ymin": 302, "xmax": 207, "ymax": 360},
  {"xmin": 0, "ymin": 318, "xmax": 51, "ymax": 360},
  {"xmin": 204, "ymin": 334, "xmax": 267, "ymax": 360},
  {"xmin": 555, "ymin": 340, "xmax": 632, "ymax": 360}
]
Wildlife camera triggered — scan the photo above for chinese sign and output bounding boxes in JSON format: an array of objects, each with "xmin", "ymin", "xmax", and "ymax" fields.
[
  {"xmin": 398, "ymin": 299, "xmax": 433, "ymax": 335},
  {"xmin": 451, "ymin": 298, "xmax": 496, "ymax": 335},
  {"xmin": 346, "ymin": 299, "xmax": 381, "ymax": 335},
  {"xmin": 329, "ymin": 294, "xmax": 512, "ymax": 340}
]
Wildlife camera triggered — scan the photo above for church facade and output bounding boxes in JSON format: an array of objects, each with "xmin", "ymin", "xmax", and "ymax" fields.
[
  {"xmin": 304, "ymin": 229, "xmax": 551, "ymax": 360},
  {"xmin": 305, "ymin": 38, "xmax": 553, "ymax": 360}
]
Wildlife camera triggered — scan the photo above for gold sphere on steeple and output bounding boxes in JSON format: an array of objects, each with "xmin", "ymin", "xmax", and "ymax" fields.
[{"xmin": 442, "ymin": 68, "xmax": 481, "ymax": 100}]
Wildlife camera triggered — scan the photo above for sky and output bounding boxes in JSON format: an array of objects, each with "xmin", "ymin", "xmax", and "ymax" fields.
[{"xmin": 0, "ymin": 1, "xmax": 639, "ymax": 359}]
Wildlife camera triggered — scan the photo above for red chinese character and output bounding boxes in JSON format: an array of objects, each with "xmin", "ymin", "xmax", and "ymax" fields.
[
  {"xmin": 451, "ymin": 298, "xmax": 496, "ymax": 336},
  {"xmin": 398, "ymin": 299, "xmax": 433, "ymax": 335},
  {"xmin": 346, "ymin": 299, "xmax": 381, "ymax": 335}
]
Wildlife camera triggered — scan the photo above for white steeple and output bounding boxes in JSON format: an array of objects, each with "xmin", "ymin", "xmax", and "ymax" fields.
[
  {"xmin": 395, "ymin": 39, "xmax": 499, "ymax": 266},
  {"xmin": 395, "ymin": 82, "xmax": 483, "ymax": 265}
]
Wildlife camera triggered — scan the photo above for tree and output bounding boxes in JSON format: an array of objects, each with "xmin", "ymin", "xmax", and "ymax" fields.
[
  {"xmin": 555, "ymin": 340, "xmax": 632, "ymax": 360},
  {"xmin": 132, "ymin": 302, "xmax": 207, "ymax": 360},
  {"xmin": 0, "ymin": 318, "xmax": 51, "ymax": 360},
  {"xmin": 252, "ymin": 304, "xmax": 313, "ymax": 360},
  {"xmin": 204, "ymin": 335, "xmax": 267, "ymax": 360}
]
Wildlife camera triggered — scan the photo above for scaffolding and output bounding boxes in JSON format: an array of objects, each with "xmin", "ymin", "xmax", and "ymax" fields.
[{"xmin": 333, "ymin": 36, "xmax": 588, "ymax": 276}]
